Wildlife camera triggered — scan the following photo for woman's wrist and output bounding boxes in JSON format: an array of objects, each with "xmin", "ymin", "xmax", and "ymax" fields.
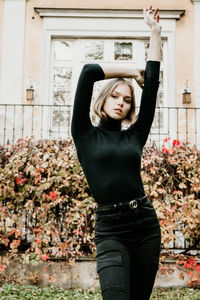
[
  {"xmin": 100, "ymin": 64, "xmax": 143, "ymax": 79},
  {"xmin": 132, "ymin": 69, "xmax": 139, "ymax": 79},
  {"xmin": 151, "ymin": 24, "xmax": 162, "ymax": 34}
]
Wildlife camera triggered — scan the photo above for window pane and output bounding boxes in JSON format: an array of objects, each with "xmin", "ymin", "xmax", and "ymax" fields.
[
  {"xmin": 52, "ymin": 108, "xmax": 70, "ymax": 128},
  {"xmin": 152, "ymin": 110, "xmax": 164, "ymax": 129},
  {"xmin": 53, "ymin": 68, "xmax": 72, "ymax": 105},
  {"xmin": 114, "ymin": 42, "xmax": 133, "ymax": 60},
  {"xmin": 84, "ymin": 41, "xmax": 104, "ymax": 60},
  {"xmin": 159, "ymin": 71, "xmax": 164, "ymax": 89},
  {"xmin": 53, "ymin": 41, "xmax": 73, "ymax": 61},
  {"xmin": 53, "ymin": 90, "xmax": 71, "ymax": 105},
  {"xmin": 157, "ymin": 91, "xmax": 164, "ymax": 107}
]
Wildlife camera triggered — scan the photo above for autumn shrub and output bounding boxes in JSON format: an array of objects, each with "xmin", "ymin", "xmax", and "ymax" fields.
[
  {"xmin": 0, "ymin": 137, "xmax": 199, "ymax": 285},
  {"xmin": 0, "ymin": 138, "xmax": 96, "ymax": 274},
  {"xmin": 141, "ymin": 137, "xmax": 200, "ymax": 286},
  {"xmin": 142, "ymin": 138, "xmax": 200, "ymax": 249}
]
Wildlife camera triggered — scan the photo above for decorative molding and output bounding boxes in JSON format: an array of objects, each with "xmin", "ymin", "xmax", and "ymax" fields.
[
  {"xmin": 34, "ymin": 8, "xmax": 185, "ymax": 20},
  {"xmin": 192, "ymin": 0, "xmax": 200, "ymax": 3}
]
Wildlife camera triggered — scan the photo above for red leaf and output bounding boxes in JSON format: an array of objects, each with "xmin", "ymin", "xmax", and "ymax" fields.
[
  {"xmin": 50, "ymin": 191, "xmax": 57, "ymax": 200},
  {"xmin": 163, "ymin": 137, "xmax": 170, "ymax": 143},
  {"xmin": 8, "ymin": 228, "xmax": 15, "ymax": 236},
  {"xmin": 0, "ymin": 265, "xmax": 5, "ymax": 274},
  {"xmin": 195, "ymin": 265, "xmax": 200, "ymax": 274},
  {"xmin": 41, "ymin": 254, "xmax": 49, "ymax": 261},
  {"xmin": 162, "ymin": 146, "xmax": 169, "ymax": 154},
  {"xmin": 172, "ymin": 139, "xmax": 180, "ymax": 147}
]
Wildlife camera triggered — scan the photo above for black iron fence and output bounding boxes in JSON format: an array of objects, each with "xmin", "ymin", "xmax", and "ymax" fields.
[
  {"xmin": 0, "ymin": 103, "xmax": 199, "ymax": 252},
  {"xmin": 2, "ymin": 208, "xmax": 197, "ymax": 254},
  {"xmin": 0, "ymin": 104, "xmax": 200, "ymax": 147}
]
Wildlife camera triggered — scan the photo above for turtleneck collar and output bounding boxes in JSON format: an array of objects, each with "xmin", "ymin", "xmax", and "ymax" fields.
[{"xmin": 98, "ymin": 117, "xmax": 122, "ymax": 132}]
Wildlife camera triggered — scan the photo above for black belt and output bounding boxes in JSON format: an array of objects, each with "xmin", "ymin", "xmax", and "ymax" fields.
[{"xmin": 97, "ymin": 194, "xmax": 147, "ymax": 212}]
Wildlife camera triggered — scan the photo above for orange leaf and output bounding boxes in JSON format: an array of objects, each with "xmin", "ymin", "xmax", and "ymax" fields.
[
  {"xmin": 1, "ymin": 236, "xmax": 9, "ymax": 247},
  {"xmin": 8, "ymin": 228, "xmax": 15, "ymax": 236},
  {"xmin": 10, "ymin": 239, "xmax": 21, "ymax": 249},
  {"xmin": 178, "ymin": 272, "xmax": 184, "ymax": 280},
  {"xmin": 15, "ymin": 230, "xmax": 21, "ymax": 238},
  {"xmin": 60, "ymin": 242, "xmax": 67, "ymax": 251}
]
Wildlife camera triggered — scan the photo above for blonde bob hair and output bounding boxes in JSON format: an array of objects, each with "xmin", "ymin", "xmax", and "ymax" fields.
[{"xmin": 92, "ymin": 78, "xmax": 137, "ymax": 126}]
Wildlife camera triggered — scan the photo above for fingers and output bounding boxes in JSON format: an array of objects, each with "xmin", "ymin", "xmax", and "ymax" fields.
[
  {"xmin": 139, "ymin": 69, "xmax": 145, "ymax": 78},
  {"xmin": 143, "ymin": 6, "xmax": 160, "ymax": 27},
  {"xmin": 153, "ymin": 8, "xmax": 158, "ymax": 19},
  {"xmin": 137, "ymin": 70, "xmax": 145, "ymax": 88},
  {"xmin": 144, "ymin": 6, "xmax": 160, "ymax": 23}
]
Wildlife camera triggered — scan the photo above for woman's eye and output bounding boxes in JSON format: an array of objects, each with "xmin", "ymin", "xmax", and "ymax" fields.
[
  {"xmin": 124, "ymin": 99, "xmax": 131, "ymax": 104},
  {"xmin": 111, "ymin": 94, "xmax": 117, "ymax": 99}
]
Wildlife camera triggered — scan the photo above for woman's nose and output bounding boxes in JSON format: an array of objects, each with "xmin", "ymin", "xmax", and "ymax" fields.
[{"xmin": 117, "ymin": 97, "xmax": 123, "ymax": 105}]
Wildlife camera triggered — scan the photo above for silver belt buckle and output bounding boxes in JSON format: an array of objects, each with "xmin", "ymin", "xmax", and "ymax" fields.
[{"xmin": 129, "ymin": 200, "xmax": 138, "ymax": 209}]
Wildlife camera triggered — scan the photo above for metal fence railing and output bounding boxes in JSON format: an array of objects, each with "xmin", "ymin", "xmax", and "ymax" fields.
[
  {"xmin": 0, "ymin": 104, "xmax": 200, "ymax": 148},
  {"xmin": 0, "ymin": 103, "xmax": 199, "ymax": 253},
  {"xmin": 2, "ymin": 205, "xmax": 198, "ymax": 254}
]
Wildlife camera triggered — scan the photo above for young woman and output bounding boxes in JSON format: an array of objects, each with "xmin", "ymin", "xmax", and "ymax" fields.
[{"xmin": 71, "ymin": 6, "xmax": 162, "ymax": 300}]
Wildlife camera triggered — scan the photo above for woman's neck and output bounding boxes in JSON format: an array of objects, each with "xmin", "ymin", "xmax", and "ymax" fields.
[{"xmin": 98, "ymin": 117, "xmax": 122, "ymax": 132}]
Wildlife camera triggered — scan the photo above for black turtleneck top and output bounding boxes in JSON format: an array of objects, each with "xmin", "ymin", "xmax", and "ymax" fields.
[{"xmin": 71, "ymin": 61, "xmax": 160, "ymax": 205}]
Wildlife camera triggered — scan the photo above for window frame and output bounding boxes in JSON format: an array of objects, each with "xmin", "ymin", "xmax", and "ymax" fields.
[{"xmin": 39, "ymin": 9, "xmax": 178, "ymax": 139}]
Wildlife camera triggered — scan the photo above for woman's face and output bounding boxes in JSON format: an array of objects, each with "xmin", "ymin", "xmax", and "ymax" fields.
[{"xmin": 103, "ymin": 83, "xmax": 132, "ymax": 120}]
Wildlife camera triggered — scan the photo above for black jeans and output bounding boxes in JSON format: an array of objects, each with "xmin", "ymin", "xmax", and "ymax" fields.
[{"xmin": 94, "ymin": 198, "xmax": 161, "ymax": 300}]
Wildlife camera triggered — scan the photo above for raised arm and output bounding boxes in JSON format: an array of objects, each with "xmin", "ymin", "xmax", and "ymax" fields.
[
  {"xmin": 71, "ymin": 64, "xmax": 104, "ymax": 142},
  {"xmin": 133, "ymin": 6, "xmax": 161, "ymax": 145},
  {"xmin": 99, "ymin": 64, "xmax": 145, "ymax": 88},
  {"xmin": 145, "ymin": 7, "xmax": 162, "ymax": 62}
]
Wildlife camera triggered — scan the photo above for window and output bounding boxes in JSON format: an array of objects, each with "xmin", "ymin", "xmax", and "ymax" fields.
[{"xmin": 50, "ymin": 38, "xmax": 167, "ymax": 136}]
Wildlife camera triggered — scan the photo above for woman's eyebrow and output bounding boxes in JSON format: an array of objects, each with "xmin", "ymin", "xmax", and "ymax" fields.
[{"xmin": 113, "ymin": 91, "xmax": 132, "ymax": 99}]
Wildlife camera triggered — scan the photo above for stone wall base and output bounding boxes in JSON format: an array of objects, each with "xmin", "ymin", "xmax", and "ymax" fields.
[{"xmin": 0, "ymin": 258, "xmax": 194, "ymax": 289}]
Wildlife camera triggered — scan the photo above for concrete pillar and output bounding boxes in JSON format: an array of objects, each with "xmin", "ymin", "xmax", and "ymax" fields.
[
  {"xmin": 0, "ymin": 0, "xmax": 26, "ymax": 103},
  {"xmin": 192, "ymin": 0, "xmax": 200, "ymax": 106}
]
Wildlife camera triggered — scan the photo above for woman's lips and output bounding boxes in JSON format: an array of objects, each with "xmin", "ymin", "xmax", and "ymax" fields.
[{"xmin": 114, "ymin": 108, "xmax": 122, "ymax": 114}]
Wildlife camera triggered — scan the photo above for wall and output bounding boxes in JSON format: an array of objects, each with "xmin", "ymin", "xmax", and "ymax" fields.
[
  {"xmin": 0, "ymin": 0, "xmax": 4, "ymax": 82},
  {"xmin": 176, "ymin": 2, "xmax": 194, "ymax": 106},
  {"xmin": 23, "ymin": 1, "xmax": 43, "ymax": 104},
  {"xmin": 24, "ymin": 0, "xmax": 194, "ymax": 106},
  {"xmin": 0, "ymin": 0, "xmax": 197, "ymax": 145},
  {"xmin": 2, "ymin": 257, "xmax": 194, "ymax": 289},
  {"xmin": 0, "ymin": 0, "xmax": 26, "ymax": 104}
]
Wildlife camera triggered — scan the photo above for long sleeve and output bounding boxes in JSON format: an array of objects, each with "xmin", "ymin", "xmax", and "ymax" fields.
[
  {"xmin": 131, "ymin": 60, "xmax": 160, "ymax": 146},
  {"xmin": 71, "ymin": 64, "xmax": 105, "ymax": 142}
]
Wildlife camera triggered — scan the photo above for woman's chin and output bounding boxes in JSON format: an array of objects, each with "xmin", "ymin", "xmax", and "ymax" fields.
[{"xmin": 109, "ymin": 113, "xmax": 124, "ymax": 120}]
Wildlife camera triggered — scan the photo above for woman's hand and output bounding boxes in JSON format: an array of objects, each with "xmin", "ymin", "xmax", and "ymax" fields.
[
  {"xmin": 143, "ymin": 5, "xmax": 162, "ymax": 32},
  {"xmin": 134, "ymin": 69, "xmax": 145, "ymax": 88}
]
